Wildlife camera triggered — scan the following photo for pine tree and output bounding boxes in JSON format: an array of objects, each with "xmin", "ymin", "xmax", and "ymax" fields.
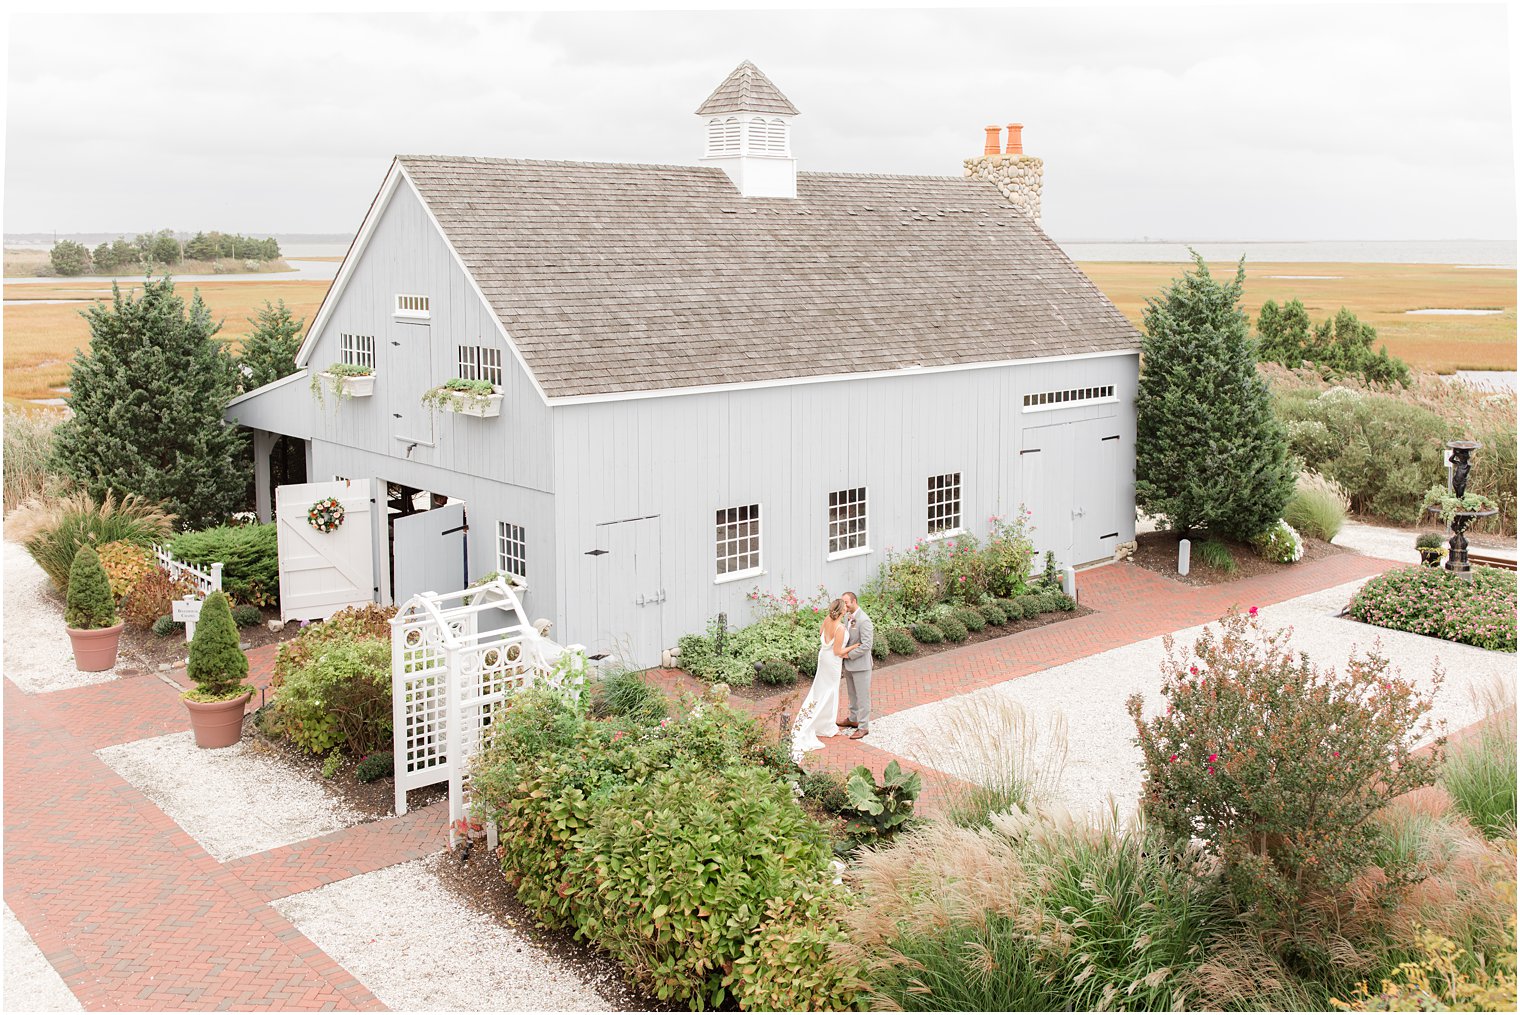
[
  {"xmin": 65, "ymin": 545, "xmax": 118, "ymax": 630},
  {"xmin": 1134, "ymin": 253, "xmax": 1295, "ymax": 540},
  {"xmin": 186, "ymin": 591, "xmax": 248, "ymax": 699},
  {"xmin": 237, "ymin": 300, "xmax": 305, "ymax": 392},
  {"xmin": 52, "ymin": 276, "xmax": 247, "ymax": 530}
]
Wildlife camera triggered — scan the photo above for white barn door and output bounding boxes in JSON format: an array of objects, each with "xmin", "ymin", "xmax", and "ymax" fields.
[
  {"xmin": 393, "ymin": 504, "xmax": 469, "ymax": 603},
  {"xmin": 276, "ymin": 479, "xmax": 377, "ymax": 622},
  {"xmin": 590, "ymin": 515, "xmax": 664, "ymax": 667},
  {"xmin": 1020, "ymin": 424, "xmax": 1073, "ymax": 566}
]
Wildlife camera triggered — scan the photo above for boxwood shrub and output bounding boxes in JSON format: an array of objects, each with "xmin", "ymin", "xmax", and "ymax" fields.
[
  {"xmin": 911, "ymin": 622, "xmax": 944, "ymax": 644},
  {"xmin": 871, "ymin": 638, "xmax": 889, "ymax": 662},
  {"xmin": 978, "ymin": 602, "xmax": 1008, "ymax": 626},
  {"xmin": 757, "ymin": 658, "xmax": 799, "ymax": 686},
  {"xmin": 953, "ymin": 606, "xmax": 986, "ymax": 633},
  {"xmin": 998, "ymin": 597, "xmax": 1027, "ymax": 622},
  {"xmin": 885, "ymin": 627, "xmax": 916, "ymax": 655},
  {"xmin": 938, "ymin": 614, "xmax": 969, "ymax": 642}
]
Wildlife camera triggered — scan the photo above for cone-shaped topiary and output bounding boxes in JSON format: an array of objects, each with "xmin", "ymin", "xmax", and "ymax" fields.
[
  {"xmin": 185, "ymin": 591, "xmax": 249, "ymax": 701},
  {"xmin": 65, "ymin": 544, "xmax": 118, "ymax": 630}
]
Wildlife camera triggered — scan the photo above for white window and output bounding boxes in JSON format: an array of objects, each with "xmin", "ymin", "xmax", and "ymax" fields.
[
  {"xmin": 715, "ymin": 503, "xmax": 761, "ymax": 580},
  {"xmin": 496, "ymin": 522, "xmax": 526, "ymax": 581},
  {"xmin": 722, "ymin": 117, "xmax": 740, "ymax": 154},
  {"xmin": 706, "ymin": 119, "xmax": 725, "ymax": 155},
  {"xmin": 456, "ymin": 344, "xmax": 503, "ymax": 387},
  {"xmin": 766, "ymin": 118, "xmax": 787, "ymax": 153},
  {"xmin": 339, "ymin": 332, "xmax": 375, "ymax": 370},
  {"xmin": 828, "ymin": 487, "xmax": 869, "ymax": 557},
  {"xmin": 395, "ymin": 294, "xmax": 430, "ymax": 319},
  {"xmin": 927, "ymin": 473, "xmax": 962, "ymax": 536},
  {"xmin": 1022, "ymin": 384, "xmax": 1116, "ymax": 412}
]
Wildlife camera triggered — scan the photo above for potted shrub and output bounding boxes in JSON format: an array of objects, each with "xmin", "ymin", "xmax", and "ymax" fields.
[
  {"xmin": 182, "ymin": 591, "xmax": 256, "ymax": 748},
  {"xmin": 310, "ymin": 362, "xmax": 375, "ymax": 404},
  {"xmin": 1415, "ymin": 531, "xmax": 1446, "ymax": 567},
  {"xmin": 422, "ymin": 378, "xmax": 502, "ymax": 418},
  {"xmin": 65, "ymin": 544, "xmax": 125, "ymax": 671}
]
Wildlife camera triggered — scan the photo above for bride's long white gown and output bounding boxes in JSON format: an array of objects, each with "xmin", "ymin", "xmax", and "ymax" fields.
[{"xmin": 790, "ymin": 628, "xmax": 843, "ymax": 762}]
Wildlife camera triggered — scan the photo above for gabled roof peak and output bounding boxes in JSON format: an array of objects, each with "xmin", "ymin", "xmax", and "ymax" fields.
[{"xmin": 694, "ymin": 60, "xmax": 799, "ymax": 116}]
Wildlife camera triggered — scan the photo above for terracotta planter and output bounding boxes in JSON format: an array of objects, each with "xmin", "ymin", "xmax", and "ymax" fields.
[
  {"xmin": 67, "ymin": 622, "xmax": 124, "ymax": 672},
  {"xmin": 184, "ymin": 691, "xmax": 254, "ymax": 749}
]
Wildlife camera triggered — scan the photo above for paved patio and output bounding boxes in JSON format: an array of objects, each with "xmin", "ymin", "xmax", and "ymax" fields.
[{"xmin": 8, "ymin": 545, "xmax": 1501, "ymax": 1009}]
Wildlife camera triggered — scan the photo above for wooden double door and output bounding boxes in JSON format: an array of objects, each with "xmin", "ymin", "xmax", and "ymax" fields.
[{"xmin": 1019, "ymin": 419, "xmax": 1123, "ymax": 568}]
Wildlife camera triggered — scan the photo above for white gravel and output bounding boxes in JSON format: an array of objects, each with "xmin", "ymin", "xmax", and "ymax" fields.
[
  {"xmin": 273, "ymin": 855, "xmax": 613, "ymax": 1011},
  {"xmin": 3, "ymin": 539, "xmax": 127, "ymax": 694},
  {"xmin": 1334, "ymin": 519, "xmax": 1517, "ymax": 565},
  {"xmin": 872, "ymin": 577, "xmax": 1516, "ymax": 822},
  {"xmin": 3, "ymin": 903, "xmax": 82, "ymax": 1012},
  {"xmin": 97, "ymin": 732, "xmax": 363, "ymax": 861}
]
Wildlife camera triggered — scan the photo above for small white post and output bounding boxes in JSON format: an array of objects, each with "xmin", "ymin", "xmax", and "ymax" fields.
[
  {"xmin": 1060, "ymin": 566, "xmax": 1077, "ymax": 602},
  {"xmin": 1178, "ymin": 538, "xmax": 1192, "ymax": 577},
  {"xmin": 209, "ymin": 562, "xmax": 224, "ymax": 594}
]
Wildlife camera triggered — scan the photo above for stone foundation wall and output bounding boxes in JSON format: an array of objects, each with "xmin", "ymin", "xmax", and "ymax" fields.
[{"xmin": 963, "ymin": 154, "xmax": 1044, "ymax": 224}]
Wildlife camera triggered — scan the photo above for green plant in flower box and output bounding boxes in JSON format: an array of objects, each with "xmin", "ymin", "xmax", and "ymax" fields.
[{"xmin": 1422, "ymin": 485, "xmax": 1498, "ymax": 526}]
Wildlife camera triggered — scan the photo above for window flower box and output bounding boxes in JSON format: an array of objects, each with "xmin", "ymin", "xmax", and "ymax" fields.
[
  {"xmin": 422, "ymin": 378, "xmax": 502, "ymax": 418},
  {"xmin": 310, "ymin": 364, "xmax": 375, "ymax": 406}
]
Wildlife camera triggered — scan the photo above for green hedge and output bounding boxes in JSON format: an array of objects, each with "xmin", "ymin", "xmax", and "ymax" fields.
[
  {"xmin": 471, "ymin": 689, "xmax": 860, "ymax": 1010},
  {"xmin": 170, "ymin": 523, "xmax": 279, "ymax": 606}
]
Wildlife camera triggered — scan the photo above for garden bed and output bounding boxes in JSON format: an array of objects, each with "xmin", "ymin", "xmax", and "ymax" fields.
[
  {"xmin": 1130, "ymin": 529, "xmax": 1345, "ymax": 586},
  {"xmin": 1346, "ymin": 564, "xmax": 1517, "ymax": 652},
  {"xmin": 116, "ymin": 604, "xmax": 296, "ymax": 674}
]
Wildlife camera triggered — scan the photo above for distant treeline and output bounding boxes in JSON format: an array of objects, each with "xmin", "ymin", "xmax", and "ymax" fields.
[{"xmin": 47, "ymin": 230, "xmax": 282, "ymax": 275}]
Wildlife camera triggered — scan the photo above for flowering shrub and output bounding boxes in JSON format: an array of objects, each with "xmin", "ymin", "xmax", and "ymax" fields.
[
  {"xmin": 1127, "ymin": 610, "xmax": 1444, "ymax": 947},
  {"xmin": 939, "ymin": 533, "xmax": 991, "ymax": 603},
  {"xmin": 1348, "ymin": 566, "xmax": 1516, "ymax": 653},
  {"xmin": 878, "ymin": 544, "xmax": 941, "ymax": 613},
  {"xmin": 984, "ymin": 511, "xmax": 1037, "ymax": 597},
  {"xmin": 1251, "ymin": 518, "xmax": 1305, "ymax": 563}
]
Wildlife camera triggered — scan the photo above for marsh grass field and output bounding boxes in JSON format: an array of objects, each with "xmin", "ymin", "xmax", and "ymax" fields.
[{"xmin": 2, "ymin": 259, "xmax": 1514, "ymax": 410}]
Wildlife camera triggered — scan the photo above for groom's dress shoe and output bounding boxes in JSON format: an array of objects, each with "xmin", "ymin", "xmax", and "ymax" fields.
[
  {"xmin": 839, "ymin": 720, "xmax": 859, "ymax": 729},
  {"xmin": 849, "ymin": 728, "xmax": 869, "ymax": 740}
]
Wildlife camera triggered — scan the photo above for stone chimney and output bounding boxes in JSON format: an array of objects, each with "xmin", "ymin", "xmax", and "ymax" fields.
[{"xmin": 963, "ymin": 122, "xmax": 1043, "ymax": 224}]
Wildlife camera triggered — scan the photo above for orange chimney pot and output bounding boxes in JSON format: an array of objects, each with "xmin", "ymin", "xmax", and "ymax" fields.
[
  {"xmin": 983, "ymin": 125, "xmax": 1002, "ymax": 156},
  {"xmin": 1005, "ymin": 123, "xmax": 1024, "ymax": 156}
]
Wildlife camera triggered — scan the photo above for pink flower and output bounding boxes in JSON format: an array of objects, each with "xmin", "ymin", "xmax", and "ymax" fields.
[
  {"xmin": 1168, "ymin": 754, "xmax": 1178, "ymax": 763},
  {"xmin": 959, "ymin": 575, "xmax": 966, "ymax": 582},
  {"xmin": 1189, "ymin": 665, "xmax": 1199, "ymax": 676},
  {"xmin": 1208, "ymin": 765, "xmax": 1216, "ymax": 775},
  {"xmin": 1207, "ymin": 753, "xmax": 1218, "ymax": 763},
  {"xmin": 611, "ymin": 730, "xmax": 626, "ymax": 742},
  {"xmin": 1248, "ymin": 606, "xmax": 1259, "ymax": 617},
  {"xmin": 1331, "ymin": 750, "xmax": 1340, "ymax": 758}
]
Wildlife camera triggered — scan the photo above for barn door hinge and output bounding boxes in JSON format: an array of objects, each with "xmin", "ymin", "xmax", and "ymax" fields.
[
  {"xmin": 1102, "ymin": 435, "xmax": 1120, "ymax": 441},
  {"xmin": 1100, "ymin": 532, "xmax": 1119, "ymax": 540},
  {"xmin": 585, "ymin": 548, "xmax": 608, "ymax": 556},
  {"xmin": 1019, "ymin": 448, "xmax": 1041, "ymax": 455}
]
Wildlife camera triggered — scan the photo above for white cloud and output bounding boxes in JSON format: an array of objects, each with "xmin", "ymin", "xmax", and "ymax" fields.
[{"xmin": 4, "ymin": 6, "xmax": 1512, "ymax": 240}]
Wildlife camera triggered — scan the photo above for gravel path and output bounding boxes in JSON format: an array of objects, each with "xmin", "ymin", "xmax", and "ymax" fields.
[
  {"xmin": 3, "ymin": 540, "xmax": 126, "ymax": 694},
  {"xmin": 4, "ymin": 903, "xmax": 82, "ymax": 1011},
  {"xmin": 97, "ymin": 732, "xmax": 363, "ymax": 861},
  {"xmin": 871, "ymin": 576, "xmax": 1516, "ymax": 821},
  {"xmin": 273, "ymin": 855, "xmax": 614, "ymax": 1011},
  {"xmin": 1334, "ymin": 519, "xmax": 1517, "ymax": 564}
]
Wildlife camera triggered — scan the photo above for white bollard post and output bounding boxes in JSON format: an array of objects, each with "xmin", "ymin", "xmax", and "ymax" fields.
[
  {"xmin": 1178, "ymin": 538, "xmax": 1192, "ymax": 577},
  {"xmin": 1060, "ymin": 566, "xmax": 1077, "ymax": 602},
  {"xmin": 210, "ymin": 561, "xmax": 224, "ymax": 594}
]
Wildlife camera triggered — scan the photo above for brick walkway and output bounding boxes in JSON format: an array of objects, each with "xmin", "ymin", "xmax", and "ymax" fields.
[
  {"xmin": 3, "ymin": 553, "xmax": 1403, "ymax": 1008},
  {"xmin": 1, "ymin": 641, "xmax": 437, "ymax": 1012}
]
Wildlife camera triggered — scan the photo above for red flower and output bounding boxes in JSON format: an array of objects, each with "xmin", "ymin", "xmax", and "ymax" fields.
[
  {"xmin": 1248, "ymin": 606, "xmax": 1259, "ymax": 617},
  {"xmin": 1207, "ymin": 753, "xmax": 1218, "ymax": 763},
  {"xmin": 1168, "ymin": 754, "xmax": 1178, "ymax": 763}
]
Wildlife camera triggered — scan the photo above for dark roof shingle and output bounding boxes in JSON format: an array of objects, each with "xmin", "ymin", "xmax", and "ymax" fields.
[{"xmin": 398, "ymin": 155, "xmax": 1140, "ymax": 399}]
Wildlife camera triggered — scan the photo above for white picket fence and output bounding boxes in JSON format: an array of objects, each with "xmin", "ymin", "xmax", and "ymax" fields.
[{"xmin": 152, "ymin": 545, "xmax": 223, "ymax": 640}]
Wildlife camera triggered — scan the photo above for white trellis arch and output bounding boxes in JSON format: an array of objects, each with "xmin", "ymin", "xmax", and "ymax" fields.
[{"xmin": 390, "ymin": 578, "xmax": 587, "ymax": 841}]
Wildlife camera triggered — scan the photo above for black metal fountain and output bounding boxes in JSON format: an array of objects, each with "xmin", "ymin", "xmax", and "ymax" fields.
[{"xmin": 1431, "ymin": 440, "xmax": 1498, "ymax": 580}]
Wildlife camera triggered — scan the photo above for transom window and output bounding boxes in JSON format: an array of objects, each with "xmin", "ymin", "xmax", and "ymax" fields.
[
  {"xmin": 395, "ymin": 294, "xmax": 430, "ymax": 319},
  {"xmin": 1022, "ymin": 384, "xmax": 1115, "ymax": 411},
  {"xmin": 457, "ymin": 344, "xmax": 503, "ymax": 387},
  {"xmin": 828, "ymin": 487, "xmax": 868, "ymax": 556},
  {"xmin": 715, "ymin": 504, "xmax": 761, "ymax": 578},
  {"xmin": 339, "ymin": 332, "xmax": 375, "ymax": 370},
  {"xmin": 927, "ymin": 473, "xmax": 963, "ymax": 535},
  {"xmin": 496, "ymin": 522, "xmax": 526, "ymax": 580}
]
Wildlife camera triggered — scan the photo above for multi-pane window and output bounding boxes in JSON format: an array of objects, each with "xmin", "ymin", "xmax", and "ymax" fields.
[
  {"xmin": 828, "ymin": 487, "xmax": 868, "ymax": 555},
  {"xmin": 715, "ymin": 504, "xmax": 761, "ymax": 577},
  {"xmin": 1022, "ymin": 384, "xmax": 1115, "ymax": 411},
  {"xmin": 927, "ymin": 473, "xmax": 962, "ymax": 535},
  {"xmin": 395, "ymin": 294, "xmax": 430, "ymax": 318},
  {"xmin": 339, "ymin": 332, "xmax": 375, "ymax": 370},
  {"xmin": 496, "ymin": 522, "xmax": 526, "ymax": 580},
  {"xmin": 457, "ymin": 344, "xmax": 503, "ymax": 387}
]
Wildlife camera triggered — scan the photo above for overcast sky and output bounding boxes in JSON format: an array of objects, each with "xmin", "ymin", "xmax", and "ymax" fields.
[{"xmin": 4, "ymin": 5, "xmax": 1514, "ymax": 241}]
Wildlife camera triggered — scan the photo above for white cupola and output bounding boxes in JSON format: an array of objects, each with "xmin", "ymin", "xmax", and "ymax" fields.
[{"xmin": 695, "ymin": 60, "xmax": 799, "ymax": 199}]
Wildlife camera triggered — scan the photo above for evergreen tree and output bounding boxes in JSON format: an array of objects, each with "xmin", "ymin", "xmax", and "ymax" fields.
[
  {"xmin": 186, "ymin": 591, "xmax": 248, "ymax": 699},
  {"xmin": 1134, "ymin": 253, "xmax": 1295, "ymax": 540},
  {"xmin": 52, "ymin": 276, "xmax": 247, "ymax": 529},
  {"xmin": 1255, "ymin": 297, "xmax": 1313, "ymax": 366},
  {"xmin": 1255, "ymin": 299, "xmax": 1410, "ymax": 386},
  {"xmin": 65, "ymin": 545, "xmax": 118, "ymax": 630},
  {"xmin": 237, "ymin": 300, "xmax": 305, "ymax": 392},
  {"xmin": 49, "ymin": 240, "xmax": 91, "ymax": 276}
]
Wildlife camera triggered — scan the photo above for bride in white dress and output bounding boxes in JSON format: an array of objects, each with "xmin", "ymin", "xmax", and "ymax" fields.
[{"xmin": 790, "ymin": 599, "xmax": 852, "ymax": 762}]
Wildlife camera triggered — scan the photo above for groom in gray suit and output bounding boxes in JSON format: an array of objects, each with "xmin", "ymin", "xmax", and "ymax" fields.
[{"xmin": 839, "ymin": 591, "xmax": 874, "ymax": 739}]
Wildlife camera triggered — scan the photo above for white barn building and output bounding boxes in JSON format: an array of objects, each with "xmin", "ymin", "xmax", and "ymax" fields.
[{"xmin": 227, "ymin": 61, "xmax": 1141, "ymax": 667}]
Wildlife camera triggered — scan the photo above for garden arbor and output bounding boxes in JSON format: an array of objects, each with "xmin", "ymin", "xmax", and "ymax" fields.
[{"xmin": 390, "ymin": 578, "xmax": 587, "ymax": 840}]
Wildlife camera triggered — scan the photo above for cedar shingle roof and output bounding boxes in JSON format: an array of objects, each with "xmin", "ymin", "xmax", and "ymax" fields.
[
  {"xmin": 398, "ymin": 155, "xmax": 1141, "ymax": 400},
  {"xmin": 694, "ymin": 60, "xmax": 799, "ymax": 116}
]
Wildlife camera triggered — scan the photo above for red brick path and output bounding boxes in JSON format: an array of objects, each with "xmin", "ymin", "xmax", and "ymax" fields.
[{"xmin": 1, "ymin": 643, "xmax": 429, "ymax": 1011}]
